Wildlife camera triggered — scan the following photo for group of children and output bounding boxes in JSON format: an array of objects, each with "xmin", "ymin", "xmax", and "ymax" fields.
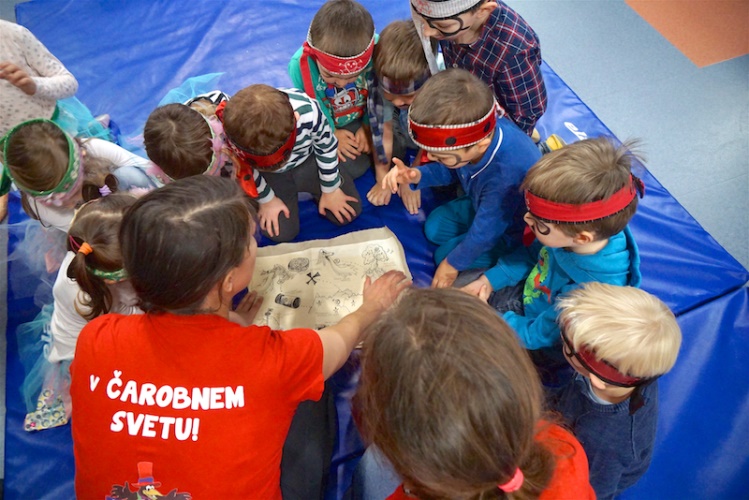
[{"xmin": 1, "ymin": 1, "xmax": 684, "ymax": 499}]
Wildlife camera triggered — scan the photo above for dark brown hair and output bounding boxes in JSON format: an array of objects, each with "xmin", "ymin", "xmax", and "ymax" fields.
[
  {"xmin": 120, "ymin": 176, "xmax": 256, "ymax": 314},
  {"xmin": 144, "ymin": 103, "xmax": 213, "ymax": 179},
  {"xmin": 222, "ymin": 85, "xmax": 295, "ymax": 171},
  {"xmin": 409, "ymin": 68, "xmax": 494, "ymax": 125},
  {"xmin": 67, "ymin": 193, "xmax": 137, "ymax": 320},
  {"xmin": 521, "ymin": 137, "xmax": 642, "ymax": 238},
  {"xmin": 309, "ymin": 0, "xmax": 374, "ymax": 56},
  {"xmin": 356, "ymin": 288, "xmax": 555, "ymax": 499}
]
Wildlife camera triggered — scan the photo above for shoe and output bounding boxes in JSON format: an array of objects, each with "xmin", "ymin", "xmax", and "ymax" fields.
[{"xmin": 538, "ymin": 134, "xmax": 565, "ymax": 155}]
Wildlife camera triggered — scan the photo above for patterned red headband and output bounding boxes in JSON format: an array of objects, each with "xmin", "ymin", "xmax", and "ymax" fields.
[
  {"xmin": 215, "ymin": 100, "xmax": 297, "ymax": 198},
  {"xmin": 525, "ymin": 175, "xmax": 644, "ymax": 223},
  {"xmin": 408, "ymin": 101, "xmax": 500, "ymax": 151},
  {"xmin": 299, "ymin": 34, "xmax": 374, "ymax": 97}
]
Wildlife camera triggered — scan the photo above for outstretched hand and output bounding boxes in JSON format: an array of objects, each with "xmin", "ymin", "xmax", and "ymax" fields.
[
  {"xmin": 382, "ymin": 158, "xmax": 420, "ymax": 193},
  {"xmin": 360, "ymin": 270, "xmax": 411, "ymax": 316}
]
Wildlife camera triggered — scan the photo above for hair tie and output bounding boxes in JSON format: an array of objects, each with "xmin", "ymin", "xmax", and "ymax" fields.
[
  {"xmin": 98, "ymin": 184, "xmax": 112, "ymax": 197},
  {"xmin": 498, "ymin": 468, "xmax": 524, "ymax": 493},
  {"xmin": 78, "ymin": 242, "xmax": 93, "ymax": 256}
]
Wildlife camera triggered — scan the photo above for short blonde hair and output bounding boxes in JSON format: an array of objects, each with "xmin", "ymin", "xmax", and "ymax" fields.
[
  {"xmin": 557, "ymin": 282, "xmax": 681, "ymax": 378},
  {"xmin": 522, "ymin": 137, "xmax": 642, "ymax": 238}
]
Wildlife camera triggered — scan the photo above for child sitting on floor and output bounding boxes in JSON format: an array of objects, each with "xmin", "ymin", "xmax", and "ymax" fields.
[
  {"xmin": 366, "ymin": 19, "xmax": 433, "ymax": 214},
  {"xmin": 461, "ymin": 137, "xmax": 644, "ymax": 373},
  {"xmin": 553, "ymin": 282, "xmax": 682, "ymax": 499},
  {"xmin": 382, "ymin": 68, "xmax": 540, "ymax": 288},
  {"xmin": 144, "ymin": 82, "xmax": 232, "ymax": 180},
  {"xmin": 17, "ymin": 193, "xmax": 140, "ymax": 432},
  {"xmin": 70, "ymin": 176, "xmax": 409, "ymax": 498},
  {"xmin": 351, "ymin": 288, "xmax": 595, "ymax": 499},
  {"xmin": 218, "ymin": 84, "xmax": 361, "ymax": 242},
  {"xmin": 409, "ymin": 0, "xmax": 546, "ymax": 137},
  {"xmin": 289, "ymin": 0, "xmax": 376, "ymax": 178},
  {"xmin": 1, "ymin": 118, "xmax": 159, "ymax": 232}
]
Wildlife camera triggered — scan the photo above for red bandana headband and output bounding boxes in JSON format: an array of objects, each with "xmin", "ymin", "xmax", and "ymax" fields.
[
  {"xmin": 408, "ymin": 101, "xmax": 501, "ymax": 151},
  {"xmin": 525, "ymin": 174, "xmax": 644, "ymax": 224},
  {"xmin": 215, "ymin": 100, "xmax": 297, "ymax": 198},
  {"xmin": 299, "ymin": 33, "xmax": 375, "ymax": 97},
  {"xmin": 561, "ymin": 326, "xmax": 650, "ymax": 388}
]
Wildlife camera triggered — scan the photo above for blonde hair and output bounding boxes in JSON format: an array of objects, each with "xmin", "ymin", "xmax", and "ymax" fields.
[
  {"xmin": 557, "ymin": 282, "xmax": 682, "ymax": 378},
  {"xmin": 521, "ymin": 137, "xmax": 642, "ymax": 238},
  {"xmin": 374, "ymin": 20, "xmax": 429, "ymax": 83}
]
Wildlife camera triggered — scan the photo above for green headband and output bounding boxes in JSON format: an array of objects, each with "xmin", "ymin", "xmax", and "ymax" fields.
[
  {"xmin": 0, "ymin": 118, "xmax": 81, "ymax": 197},
  {"xmin": 87, "ymin": 266, "xmax": 128, "ymax": 282}
]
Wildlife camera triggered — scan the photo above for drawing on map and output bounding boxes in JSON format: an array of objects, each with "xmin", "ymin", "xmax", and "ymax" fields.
[{"xmin": 248, "ymin": 227, "xmax": 411, "ymax": 330}]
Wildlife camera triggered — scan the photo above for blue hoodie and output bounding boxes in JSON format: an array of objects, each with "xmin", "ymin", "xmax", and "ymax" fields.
[
  {"xmin": 415, "ymin": 116, "xmax": 541, "ymax": 270},
  {"xmin": 504, "ymin": 226, "xmax": 641, "ymax": 350}
]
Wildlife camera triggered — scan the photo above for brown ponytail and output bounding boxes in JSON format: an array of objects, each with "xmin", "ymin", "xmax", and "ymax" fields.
[
  {"xmin": 356, "ymin": 289, "xmax": 556, "ymax": 500},
  {"xmin": 66, "ymin": 193, "xmax": 136, "ymax": 320}
]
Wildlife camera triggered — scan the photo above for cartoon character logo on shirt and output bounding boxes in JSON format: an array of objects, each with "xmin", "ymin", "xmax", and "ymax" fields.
[
  {"xmin": 524, "ymin": 247, "xmax": 552, "ymax": 304},
  {"xmin": 325, "ymin": 82, "xmax": 368, "ymax": 119},
  {"xmin": 108, "ymin": 462, "xmax": 191, "ymax": 500}
]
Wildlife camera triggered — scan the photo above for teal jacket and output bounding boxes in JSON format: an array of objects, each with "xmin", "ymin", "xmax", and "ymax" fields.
[{"xmin": 502, "ymin": 226, "xmax": 641, "ymax": 350}]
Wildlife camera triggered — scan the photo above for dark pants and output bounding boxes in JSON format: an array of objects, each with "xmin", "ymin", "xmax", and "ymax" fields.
[
  {"xmin": 262, "ymin": 154, "xmax": 362, "ymax": 243},
  {"xmin": 280, "ymin": 382, "xmax": 338, "ymax": 500}
]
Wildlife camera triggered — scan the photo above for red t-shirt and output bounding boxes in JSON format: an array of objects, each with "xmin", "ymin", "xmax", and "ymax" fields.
[
  {"xmin": 386, "ymin": 423, "xmax": 595, "ymax": 499},
  {"xmin": 70, "ymin": 312, "xmax": 324, "ymax": 500}
]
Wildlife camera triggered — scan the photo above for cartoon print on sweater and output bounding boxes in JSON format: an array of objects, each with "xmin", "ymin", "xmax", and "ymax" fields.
[
  {"xmin": 325, "ymin": 82, "xmax": 367, "ymax": 119},
  {"xmin": 109, "ymin": 462, "xmax": 191, "ymax": 500},
  {"xmin": 524, "ymin": 247, "xmax": 552, "ymax": 304}
]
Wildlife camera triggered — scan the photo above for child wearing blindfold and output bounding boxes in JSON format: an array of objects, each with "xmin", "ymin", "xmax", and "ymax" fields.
[
  {"xmin": 217, "ymin": 84, "xmax": 361, "ymax": 243},
  {"xmin": 553, "ymin": 282, "xmax": 682, "ymax": 499},
  {"xmin": 289, "ymin": 0, "xmax": 376, "ymax": 178},
  {"xmin": 461, "ymin": 137, "xmax": 644, "ymax": 365}
]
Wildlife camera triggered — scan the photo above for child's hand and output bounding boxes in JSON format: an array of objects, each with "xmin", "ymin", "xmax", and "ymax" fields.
[
  {"xmin": 354, "ymin": 126, "xmax": 372, "ymax": 155},
  {"xmin": 258, "ymin": 197, "xmax": 290, "ymax": 237},
  {"xmin": 382, "ymin": 158, "xmax": 420, "ymax": 193},
  {"xmin": 432, "ymin": 259, "xmax": 459, "ymax": 289},
  {"xmin": 361, "ymin": 270, "xmax": 411, "ymax": 315},
  {"xmin": 399, "ymin": 185, "xmax": 421, "ymax": 215},
  {"xmin": 335, "ymin": 128, "xmax": 361, "ymax": 161},
  {"xmin": 460, "ymin": 274, "xmax": 492, "ymax": 303},
  {"xmin": 319, "ymin": 188, "xmax": 358, "ymax": 224},
  {"xmin": 229, "ymin": 291, "xmax": 264, "ymax": 326},
  {"xmin": 366, "ymin": 183, "xmax": 392, "ymax": 206},
  {"xmin": 0, "ymin": 62, "xmax": 37, "ymax": 95}
]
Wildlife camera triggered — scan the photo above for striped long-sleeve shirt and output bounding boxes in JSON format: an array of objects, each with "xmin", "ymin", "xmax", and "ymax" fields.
[{"xmin": 253, "ymin": 88, "xmax": 341, "ymax": 204}]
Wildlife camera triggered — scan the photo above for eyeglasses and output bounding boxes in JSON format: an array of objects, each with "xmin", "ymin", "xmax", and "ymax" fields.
[
  {"xmin": 411, "ymin": 1, "xmax": 480, "ymax": 37},
  {"xmin": 525, "ymin": 212, "xmax": 552, "ymax": 236},
  {"xmin": 559, "ymin": 326, "xmax": 648, "ymax": 388}
]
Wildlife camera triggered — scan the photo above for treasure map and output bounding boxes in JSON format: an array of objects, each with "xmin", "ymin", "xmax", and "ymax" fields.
[{"xmin": 249, "ymin": 227, "xmax": 412, "ymax": 330}]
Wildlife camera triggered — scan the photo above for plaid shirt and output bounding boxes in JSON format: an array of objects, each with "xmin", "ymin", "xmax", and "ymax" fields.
[{"xmin": 441, "ymin": 2, "xmax": 547, "ymax": 135}]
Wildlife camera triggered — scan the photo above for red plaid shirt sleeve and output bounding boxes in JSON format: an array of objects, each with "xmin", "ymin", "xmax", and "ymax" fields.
[{"xmin": 441, "ymin": 3, "xmax": 547, "ymax": 135}]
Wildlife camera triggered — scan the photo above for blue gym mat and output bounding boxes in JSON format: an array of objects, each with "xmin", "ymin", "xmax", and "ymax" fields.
[{"xmin": 5, "ymin": 1, "xmax": 749, "ymax": 498}]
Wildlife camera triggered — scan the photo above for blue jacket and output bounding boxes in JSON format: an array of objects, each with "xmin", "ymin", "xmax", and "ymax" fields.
[
  {"xmin": 504, "ymin": 226, "xmax": 641, "ymax": 349},
  {"xmin": 552, "ymin": 374, "xmax": 658, "ymax": 499},
  {"xmin": 416, "ymin": 117, "xmax": 541, "ymax": 270}
]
